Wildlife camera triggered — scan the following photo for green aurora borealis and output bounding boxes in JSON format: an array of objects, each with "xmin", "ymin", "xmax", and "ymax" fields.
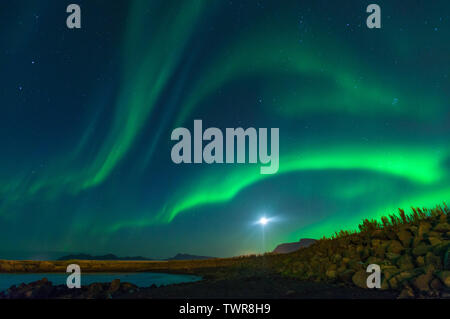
[{"xmin": 0, "ymin": 0, "xmax": 449, "ymax": 258}]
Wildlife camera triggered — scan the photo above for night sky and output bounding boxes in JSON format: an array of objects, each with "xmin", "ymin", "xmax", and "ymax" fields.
[{"xmin": 0, "ymin": 1, "xmax": 449, "ymax": 259}]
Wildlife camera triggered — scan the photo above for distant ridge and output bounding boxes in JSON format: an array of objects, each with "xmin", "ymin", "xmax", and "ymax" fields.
[
  {"xmin": 165, "ymin": 253, "xmax": 215, "ymax": 261},
  {"xmin": 57, "ymin": 253, "xmax": 215, "ymax": 261},
  {"xmin": 273, "ymin": 238, "xmax": 317, "ymax": 254},
  {"xmin": 57, "ymin": 253, "xmax": 152, "ymax": 261}
]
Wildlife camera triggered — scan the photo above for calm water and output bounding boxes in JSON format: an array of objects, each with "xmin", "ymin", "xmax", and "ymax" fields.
[{"xmin": 0, "ymin": 272, "xmax": 201, "ymax": 292}]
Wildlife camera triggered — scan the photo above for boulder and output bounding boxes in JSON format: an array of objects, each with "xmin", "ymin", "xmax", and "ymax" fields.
[
  {"xmin": 109, "ymin": 279, "xmax": 121, "ymax": 293},
  {"xmin": 387, "ymin": 240, "xmax": 404, "ymax": 254},
  {"xmin": 366, "ymin": 256, "xmax": 383, "ymax": 265},
  {"xmin": 428, "ymin": 237, "xmax": 442, "ymax": 246},
  {"xmin": 397, "ymin": 230, "xmax": 413, "ymax": 247},
  {"xmin": 412, "ymin": 243, "xmax": 430, "ymax": 256},
  {"xmin": 87, "ymin": 283, "xmax": 104, "ymax": 298},
  {"xmin": 396, "ymin": 254, "xmax": 415, "ymax": 271},
  {"xmin": 425, "ymin": 252, "xmax": 442, "ymax": 270},
  {"xmin": 434, "ymin": 223, "xmax": 450, "ymax": 233},
  {"xmin": 352, "ymin": 270, "xmax": 368, "ymax": 289},
  {"xmin": 432, "ymin": 241, "xmax": 450, "ymax": 256},
  {"xmin": 438, "ymin": 271, "xmax": 450, "ymax": 288},
  {"xmin": 337, "ymin": 269, "xmax": 355, "ymax": 282},
  {"xmin": 418, "ymin": 222, "xmax": 432, "ymax": 238},
  {"xmin": 412, "ymin": 269, "xmax": 433, "ymax": 292},
  {"xmin": 386, "ymin": 252, "xmax": 400, "ymax": 261},
  {"xmin": 382, "ymin": 265, "xmax": 400, "ymax": 280},
  {"xmin": 444, "ymin": 249, "xmax": 450, "ymax": 270},
  {"xmin": 371, "ymin": 230, "xmax": 386, "ymax": 239},
  {"xmin": 430, "ymin": 278, "xmax": 443, "ymax": 291},
  {"xmin": 120, "ymin": 282, "xmax": 138, "ymax": 293},
  {"xmin": 371, "ymin": 239, "xmax": 382, "ymax": 247},
  {"xmin": 381, "ymin": 278, "xmax": 390, "ymax": 290},
  {"xmin": 428, "ymin": 231, "xmax": 442, "ymax": 238},
  {"xmin": 325, "ymin": 270, "xmax": 337, "ymax": 280},
  {"xmin": 416, "ymin": 256, "xmax": 425, "ymax": 267},
  {"xmin": 388, "ymin": 276, "xmax": 399, "ymax": 289}
]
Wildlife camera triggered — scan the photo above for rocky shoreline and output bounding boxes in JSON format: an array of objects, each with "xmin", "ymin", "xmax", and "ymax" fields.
[
  {"xmin": 0, "ymin": 278, "xmax": 139, "ymax": 299},
  {"xmin": 0, "ymin": 275, "xmax": 399, "ymax": 299}
]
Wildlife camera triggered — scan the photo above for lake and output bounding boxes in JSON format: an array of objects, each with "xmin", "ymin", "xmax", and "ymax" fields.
[{"xmin": 0, "ymin": 272, "xmax": 201, "ymax": 292}]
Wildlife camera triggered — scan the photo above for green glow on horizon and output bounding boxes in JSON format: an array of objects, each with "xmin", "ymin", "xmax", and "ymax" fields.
[{"xmin": 288, "ymin": 186, "xmax": 450, "ymax": 242}]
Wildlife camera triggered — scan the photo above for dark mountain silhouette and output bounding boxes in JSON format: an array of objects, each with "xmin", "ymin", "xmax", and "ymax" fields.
[
  {"xmin": 58, "ymin": 253, "xmax": 215, "ymax": 261},
  {"xmin": 165, "ymin": 253, "xmax": 215, "ymax": 260},
  {"xmin": 273, "ymin": 238, "xmax": 317, "ymax": 254},
  {"xmin": 57, "ymin": 253, "xmax": 152, "ymax": 261}
]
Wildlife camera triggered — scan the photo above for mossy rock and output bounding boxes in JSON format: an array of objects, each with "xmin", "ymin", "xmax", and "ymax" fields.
[
  {"xmin": 412, "ymin": 271, "xmax": 433, "ymax": 292},
  {"xmin": 430, "ymin": 278, "xmax": 444, "ymax": 291},
  {"xmin": 437, "ymin": 271, "xmax": 450, "ymax": 288},
  {"xmin": 428, "ymin": 237, "xmax": 442, "ymax": 246},
  {"xmin": 444, "ymin": 249, "xmax": 450, "ymax": 270},
  {"xmin": 352, "ymin": 270, "xmax": 368, "ymax": 289},
  {"xmin": 389, "ymin": 276, "xmax": 400, "ymax": 289},
  {"xmin": 325, "ymin": 269, "xmax": 337, "ymax": 280},
  {"xmin": 397, "ymin": 285, "xmax": 415, "ymax": 299},
  {"xmin": 371, "ymin": 239, "xmax": 382, "ymax": 247},
  {"xmin": 371, "ymin": 230, "xmax": 386, "ymax": 239},
  {"xmin": 397, "ymin": 230, "xmax": 413, "ymax": 247},
  {"xmin": 381, "ymin": 277, "xmax": 390, "ymax": 290},
  {"xmin": 366, "ymin": 256, "xmax": 383, "ymax": 265},
  {"xmin": 412, "ymin": 243, "xmax": 430, "ymax": 256},
  {"xmin": 416, "ymin": 256, "xmax": 425, "ymax": 267},
  {"xmin": 361, "ymin": 247, "xmax": 370, "ymax": 259},
  {"xmin": 109, "ymin": 279, "xmax": 121, "ymax": 293},
  {"xmin": 373, "ymin": 246, "xmax": 386, "ymax": 258},
  {"xmin": 425, "ymin": 252, "xmax": 442, "ymax": 270},
  {"xmin": 387, "ymin": 240, "xmax": 404, "ymax": 254},
  {"xmin": 434, "ymin": 223, "xmax": 450, "ymax": 233},
  {"xmin": 418, "ymin": 222, "xmax": 432, "ymax": 237},
  {"xmin": 385, "ymin": 231, "xmax": 398, "ymax": 241},
  {"xmin": 396, "ymin": 254, "xmax": 415, "ymax": 271},
  {"xmin": 432, "ymin": 241, "xmax": 450, "ymax": 257},
  {"xmin": 386, "ymin": 252, "xmax": 401, "ymax": 261},
  {"xmin": 337, "ymin": 269, "xmax": 355, "ymax": 282},
  {"xmin": 396, "ymin": 271, "xmax": 417, "ymax": 283}
]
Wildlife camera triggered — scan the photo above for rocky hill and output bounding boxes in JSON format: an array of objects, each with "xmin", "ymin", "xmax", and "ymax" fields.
[{"xmin": 273, "ymin": 205, "xmax": 450, "ymax": 298}]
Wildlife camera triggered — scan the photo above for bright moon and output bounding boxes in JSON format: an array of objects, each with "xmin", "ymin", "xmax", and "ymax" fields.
[{"xmin": 259, "ymin": 217, "xmax": 268, "ymax": 225}]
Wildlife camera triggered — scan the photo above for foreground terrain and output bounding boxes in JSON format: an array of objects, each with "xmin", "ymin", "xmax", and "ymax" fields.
[
  {"xmin": 1, "ymin": 271, "xmax": 397, "ymax": 299},
  {"xmin": 1, "ymin": 205, "xmax": 449, "ymax": 299}
]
